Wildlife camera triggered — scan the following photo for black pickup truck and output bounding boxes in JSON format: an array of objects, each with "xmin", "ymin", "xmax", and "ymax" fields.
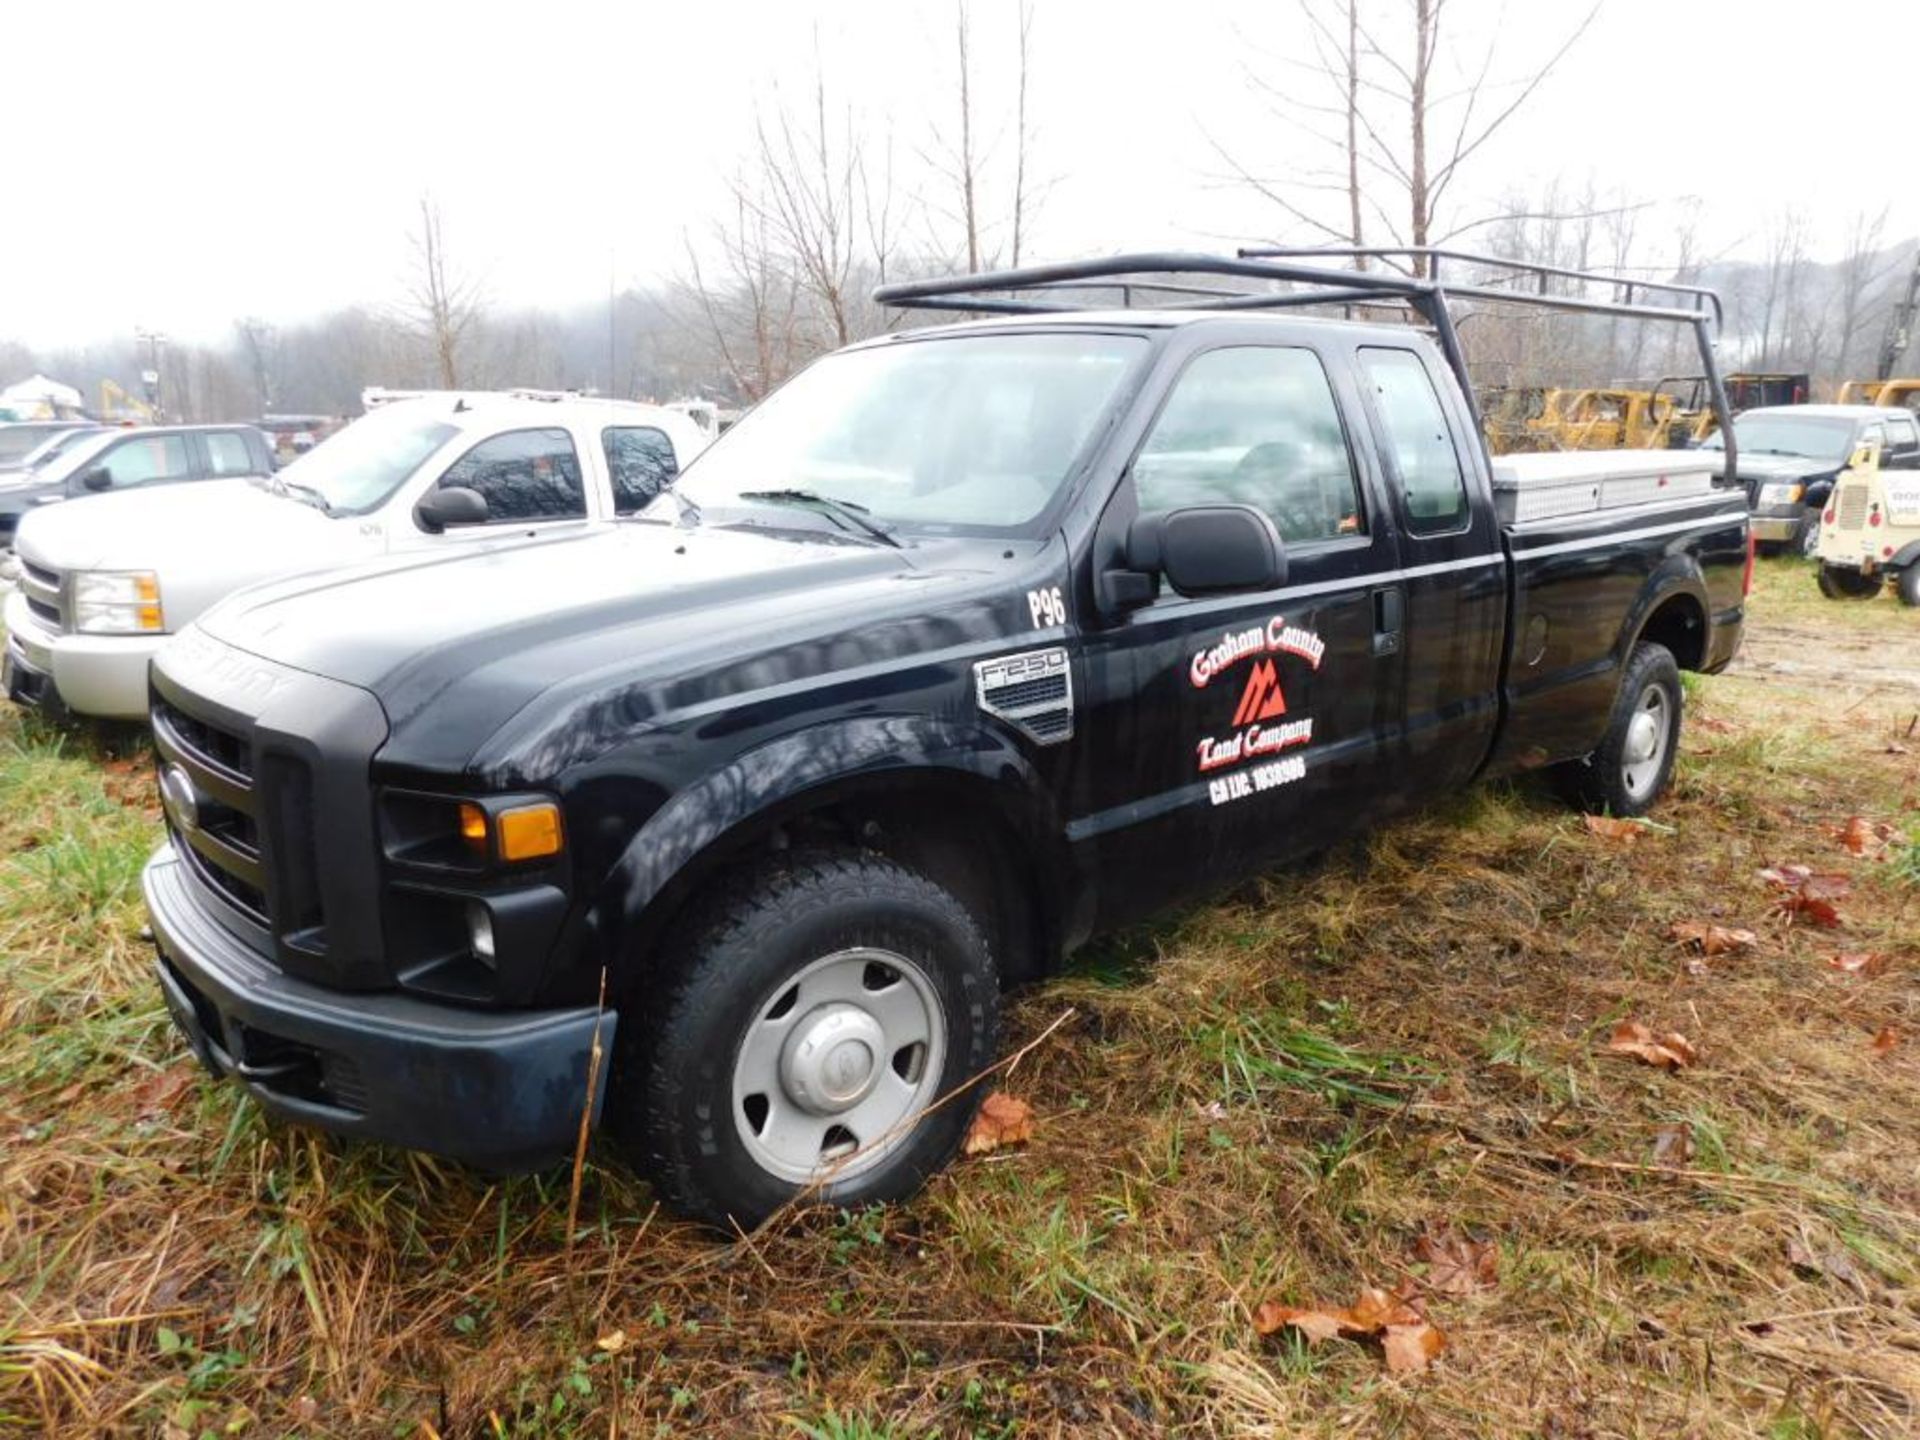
[{"xmin": 141, "ymin": 252, "xmax": 1749, "ymax": 1227}]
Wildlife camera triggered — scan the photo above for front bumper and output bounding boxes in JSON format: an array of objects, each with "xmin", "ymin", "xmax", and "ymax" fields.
[
  {"xmin": 1, "ymin": 588, "xmax": 158, "ymax": 719},
  {"xmin": 1748, "ymin": 505, "xmax": 1806, "ymax": 544},
  {"xmin": 144, "ymin": 845, "xmax": 616, "ymax": 1171}
]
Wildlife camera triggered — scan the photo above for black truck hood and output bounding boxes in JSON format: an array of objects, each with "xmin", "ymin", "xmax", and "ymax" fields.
[{"xmin": 197, "ymin": 520, "xmax": 1042, "ymax": 779}]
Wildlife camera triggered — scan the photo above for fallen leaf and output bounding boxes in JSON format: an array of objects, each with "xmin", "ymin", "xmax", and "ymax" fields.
[
  {"xmin": 1885, "ymin": 741, "xmax": 1912, "ymax": 755},
  {"xmin": 1695, "ymin": 715, "xmax": 1734, "ymax": 734},
  {"xmin": 1667, "ymin": 920, "xmax": 1757, "ymax": 957},
  {"xmin": 1413, "ymin": 1227, "xmax": 1499, "ymax": 1296},
  {"xmin": 1382, "ymin": 1322, "xmax": 1447, "ymax": 1375},
  {"xmin": 1252, "ymin": 1286, "xmax": 1447, "ymax": 1375},
  {"xmin": 1582, "ymin": 814, "xmax": 1643, "ymax": 845},
  {"xmin": 1870, "ymin": 1026, "xmax": 1900, "ymax": 1055},
  {"xmin": 131, "ymin": 1067, "xmax": 195, "ymax": 1116},
  {"xmin": 1826, "ymin": 952, "xmax": 1887, "ymax": 977},
  {"xmin": 1778, "ymin": 892, "xmax": 1846, "ymax": 928},
  {"xmin": 963, "ymin": 1092, "xmax": 1035, "ymax": 1156},
  {"xmin": 1605, "ymin": 1020, "xmax": 1697, "ymax": 1071},
  {"xmin": 594, "ymin": 1330, "xmax": 628, "ymax": 1354},
  {"xmin": 1252, "ymin": 1302, "xmax": 1345, "ymax": 1342},
  {"xmin": 289, "ymin": 1396, "xmax": 320, "ymax": 1425},
  {"xmin": 1830, "ymin": 817, "xmax": 1897, "ymax": 857},
  {"xmin": 1821, "ymin": 1248, "xmax": 1868, "ymax": 1297},
  {"xmin": 1651, "ymin": 1123, "xmax": 1694, "ymax": 1169},
  {"xmin": 1757, "ymin": 863, "xmax": 1813, "ymax": 890}
]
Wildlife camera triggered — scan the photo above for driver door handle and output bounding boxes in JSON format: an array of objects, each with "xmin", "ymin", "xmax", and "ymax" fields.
[{"xmin": 1373, "ymin": 586, "xmax": 1404, "ymax": 657}]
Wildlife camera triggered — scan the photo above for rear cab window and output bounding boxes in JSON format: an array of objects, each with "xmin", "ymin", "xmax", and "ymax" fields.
[
  {"xmin": 203, "ymin": 431, "xmax": 260, "ymax": 477},
  {"xmin": 1359, "ymin": 347, "xmax": 1471, "ymax": 535},
  {"xmin": 602, "ymin": 426, "xmax": 679, "ymax": 515}
]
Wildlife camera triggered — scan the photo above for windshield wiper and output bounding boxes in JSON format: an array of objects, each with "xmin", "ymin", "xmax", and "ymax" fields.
[
  {"xmin": 667, "ymin": 487, "xmax": 702, "ymax": 526},
  {"xmin": 257, "ymin": 475, "xmax": 333, "ymax": 514},
  {"xmin": 736, "ymin": 488, "xmax": 900, "ymax": 548}
]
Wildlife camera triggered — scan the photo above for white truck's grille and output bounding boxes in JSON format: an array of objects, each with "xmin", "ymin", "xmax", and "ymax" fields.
[
  {"xmin": 1836, "ymin": 484, "xmax": 1869, "ymax": 531},
  {"xmin": 18, "ymin": 560, "xmax": 65, "ymax": 631}
]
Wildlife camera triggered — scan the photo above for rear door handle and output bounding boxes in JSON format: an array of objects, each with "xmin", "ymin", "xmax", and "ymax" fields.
[{"xmin": 1373, "ymin": 586, "xmax": 1404, "ymax": 657}]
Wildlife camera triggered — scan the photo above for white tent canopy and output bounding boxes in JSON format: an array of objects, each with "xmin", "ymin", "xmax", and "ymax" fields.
[{"xmin": 1, "ymin": 374, "xmax": 85, "ymax": 418}]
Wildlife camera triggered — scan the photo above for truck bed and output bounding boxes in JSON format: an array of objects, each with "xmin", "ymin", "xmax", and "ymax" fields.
[{"xmin": 1484, "ymin": 483, "xmax": 1750, "ymax": 774}]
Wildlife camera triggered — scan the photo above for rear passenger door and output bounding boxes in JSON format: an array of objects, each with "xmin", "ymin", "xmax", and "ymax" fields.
[
  {"xmin": 1353, "ymin": 345, "xmax": 1505, "ymax": 794},
  {"xmin": 1071, "ymin": 341, "xmax": 1407, "ymax": 925}
]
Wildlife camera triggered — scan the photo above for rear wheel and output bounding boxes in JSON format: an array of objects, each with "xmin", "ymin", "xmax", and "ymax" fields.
[
  {"xmin": 1817, "ymin": 563, "xmax": 1882, "ymax": 600},
  {"xmin": 1898, "ymin": 566, "xmax": 1920, "ymax": 608},
  {"xmin": 1552, "ymin": 641, "xmax": 1682, "ymax": 818},
  {"xmin": 612, "ymin": 850, "xmax": 998, "ymax": 1230}
]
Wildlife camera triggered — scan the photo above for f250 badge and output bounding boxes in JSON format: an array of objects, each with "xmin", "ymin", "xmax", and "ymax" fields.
[{"xmin": 1188, "ymin": 616, "xmax": 1324, "ymax": 806}]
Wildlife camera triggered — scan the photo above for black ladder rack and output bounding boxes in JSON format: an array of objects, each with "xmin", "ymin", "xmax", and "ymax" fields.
[{"xmin": 872, "ymin": 247, "xmax": 1733, "ymax": 469}]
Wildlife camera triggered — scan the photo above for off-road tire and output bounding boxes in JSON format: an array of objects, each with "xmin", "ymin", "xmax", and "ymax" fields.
[
  {"xmin": 610, "ymin": 849, "xmax": 998, "ymax": 1230},
  {"xmin": 1817, "ymin": 563, "xmax": 1882, "ymax": 600},
  {"xmin": 1898, "ymin": 566, "xmax": 1920, "ymax": 608},
  {"xmin": 1552, "ymin": 641, "xmax": 1682, "ymax": 818}
]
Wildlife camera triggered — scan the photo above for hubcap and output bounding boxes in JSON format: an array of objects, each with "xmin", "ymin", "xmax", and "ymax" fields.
[
  {"xmin": 1621, "ymin": 684, "xmax": 1672, "ymax": 800},
  {"xmin": 732, "ymin": 948, "xmax": 946, "ymax": 1185}
]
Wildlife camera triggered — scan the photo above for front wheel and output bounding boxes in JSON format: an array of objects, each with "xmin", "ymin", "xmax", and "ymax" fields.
[
  {"xmin": 1817, "ymin": 563, "xmax": 1882, "ymax": 600},
  {"xmin": 1794, "ymin": 511, "xmax": 1821, "ymax": 560},
  {"xmin": 1552, "ymin": 641, "xmax": 1682, "ymax": 818},
  {"xmin": 613, "ymin": 850, "xmax": 999, "ymax": 1230}
]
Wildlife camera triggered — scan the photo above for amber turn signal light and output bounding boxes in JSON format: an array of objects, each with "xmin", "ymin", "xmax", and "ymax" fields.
[
  {"xmin": 458, "ymin": 802, "xmax": 489, "ymax": 852},
  {"xmin": 496, "ymin": 802, "xmax": 564, "ymax": 862}
]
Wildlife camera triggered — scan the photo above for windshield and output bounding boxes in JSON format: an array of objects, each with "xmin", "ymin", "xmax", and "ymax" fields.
[
  {"xmin": 0, "ymin": 424, "xmax": 76, "ymax": 464},
  {"xmin": 1706, "ymin": 414, "xmax": 1856, "ymax": 463},
  {"xmin": 669, "ymin": 332, "xmax": 1148, "ymax": 534},
  {"xmin": 273, "ymin": 407, "xmax": 460, "ymax": 515}
]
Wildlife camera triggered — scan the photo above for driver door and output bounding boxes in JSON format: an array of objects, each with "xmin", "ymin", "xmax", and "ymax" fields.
[{"xmin": 1068, "ymin": 341, "xmax": 1407, "ymax": 927}]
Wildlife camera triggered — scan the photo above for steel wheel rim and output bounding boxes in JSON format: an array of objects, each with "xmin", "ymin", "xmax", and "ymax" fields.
[
  {"xmin": 1621, "ymin": 683, "xmax": 1672, "ymax": 800},
  {"xmin": 731, "ymin": 947, "xmax": 947, "ymax": 1185}
]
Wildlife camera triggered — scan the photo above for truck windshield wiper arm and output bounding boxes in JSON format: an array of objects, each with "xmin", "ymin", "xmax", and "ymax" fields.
[
  {"xmin": 735, "ymin": 488, "xmax": 901, "ymax": 548},
  {"xmin": 256, "ymin": 475, "xmax": 333, "ymax": 514}
]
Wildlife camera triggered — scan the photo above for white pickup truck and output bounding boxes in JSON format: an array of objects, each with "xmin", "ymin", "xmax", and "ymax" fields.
[{"xmin": 3, "ymin": 394, "xmax": 709, "ymax": 720}]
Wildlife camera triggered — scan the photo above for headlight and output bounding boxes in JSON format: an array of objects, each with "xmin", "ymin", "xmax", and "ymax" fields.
[
  {"xmin": 1757, "ymin": 482, "xmax": 1804, "ymax": 506},
  {"xmin": 72, "ymin": 570, "xmax": 165, "ymax": 634}
]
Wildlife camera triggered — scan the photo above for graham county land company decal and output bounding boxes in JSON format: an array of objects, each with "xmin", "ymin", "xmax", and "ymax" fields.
[{"xmin": 1188, "ymin": 616, "xmax": 1325, "ymax": 807}]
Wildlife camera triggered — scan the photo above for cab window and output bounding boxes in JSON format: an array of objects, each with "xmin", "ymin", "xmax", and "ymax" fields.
[
  {"xmin": 1132, "ymin": 346, "xmax": 1363, "ymax": 544},
  {"xmin": 204, "ymin": 431, "xmax": 260, "ymax": 477},
  {"xmin": 602, "ymin": 426, "xmax": 679, "ymax": 514},
  {"xmin": 1360, "ymin": 347, "xmax": 1470, "ymax": 535},
  {"xmin": 94, "ymin": 434, "xmax": 194, "ymax": 489},
  {"xmin": 434, "ymin": 428, "xmax": 585, "ymax": 522}
]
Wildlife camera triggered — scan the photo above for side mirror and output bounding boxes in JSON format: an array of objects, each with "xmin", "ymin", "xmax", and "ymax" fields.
[
  {"xmin": 1122, "ymin": 505, "xmax": 1287, "ymax": 600},
  {"xmin": 414, "ymin": 485, "xmax": 490, "ymax": 532},
  {"xmin": 80, "ymin": 466, "xmax": 112, "ymax": 492}
]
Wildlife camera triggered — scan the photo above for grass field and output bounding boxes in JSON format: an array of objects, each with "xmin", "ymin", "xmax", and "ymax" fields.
[{"xmin": 3, "ymin": 557, "xmax": 1918, "ymax": 1438}]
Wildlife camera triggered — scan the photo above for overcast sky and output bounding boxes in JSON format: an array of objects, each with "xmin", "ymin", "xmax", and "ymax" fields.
[{"xmin": 6, "ymin": 0, "xmax": 1917, "ymax": 349}]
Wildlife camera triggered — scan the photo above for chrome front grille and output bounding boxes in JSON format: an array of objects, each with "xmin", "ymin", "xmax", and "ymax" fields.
[
  {"xmin": 19, "ymin": 560, "xmax": 63, "ymax": 630},
  {"xmin": 1837, "ymin": 484, "xmax": 1869, "ymax": 530}
]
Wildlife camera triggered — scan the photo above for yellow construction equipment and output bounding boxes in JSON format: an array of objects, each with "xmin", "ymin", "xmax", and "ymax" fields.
[
  {"xmin": 1479, "ymin": 386, "xmax": 1679, "ymax": 453},
  {"xmin": 99, "ymin": 378, "xmax": 156, "ymax": 423},
  {"xmin": 1835, "ymin": 378, "xmax": 1920, "ymax": 411}
]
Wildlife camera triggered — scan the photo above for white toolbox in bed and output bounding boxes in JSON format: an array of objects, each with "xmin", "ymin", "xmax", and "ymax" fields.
[{"xmin": 1489, "ymin": 450, "xmax": 1723, "ymax": 525}]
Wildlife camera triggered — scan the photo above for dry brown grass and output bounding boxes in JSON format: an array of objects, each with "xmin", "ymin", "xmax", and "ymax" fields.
[{"xmin": 2, "ymin": 555, "xmax": 1918, "ymax": 1438}]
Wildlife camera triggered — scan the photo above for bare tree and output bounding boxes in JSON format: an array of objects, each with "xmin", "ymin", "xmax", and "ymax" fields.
[
  {"xmin": 1011, "ymin": 0, "xmax": 1035, "ymax": 266},
  {"xmin": 1225, "ymin": 0, "xmax": 1599, "ymax": 272},
  {"xmin": 680, "ymin": 191, "xmax": 803, "ymax": 402},
  {"xmin": 1830, "ymin": 210, "xmax": 1892, "ymax": 380},
  {"xmin": 402, "ymin": 195, "xmax": 483, "ymax": 388}
]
